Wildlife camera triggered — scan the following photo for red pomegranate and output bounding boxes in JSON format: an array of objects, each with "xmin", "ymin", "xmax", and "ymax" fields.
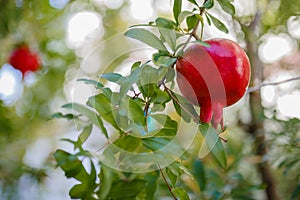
[
  {"xmin": 176, "ymin": 38, "xmax": 251, "ymax": 129},
  {"xmin": 9, "ymin": 45, "xmax": 40, "ymax": 76}
]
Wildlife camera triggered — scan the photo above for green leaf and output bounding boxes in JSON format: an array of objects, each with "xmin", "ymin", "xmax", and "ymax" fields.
[
  {"xmin": 186, "ymin": 15, "xmax": 198, "ymax": 31},
  {"xmin": 165, "ymin": 67, "xmax": 176, "ymax": 83},
  {"xmin": 169, "ymin": 91, "xmax": 198, "ymax": 123},
  {"xmin": 87, "ymin": 94, "xmax": 120, "ymax": 131},
  {"xmin": 98, "ymin": 165, "xmax": 113, "ymax": 200},
  {"xmin": 125, "ymin": 28, "xmax": 167, "ymax": 51},
  {"xmin": 166, "ymin": 167, "xmax": 178, "ymax": 186},
  {"xmin": 118, "ymin": 66, "xmax": 142, "ymax": 103},
  {"xmin": 199, "ymin": 124, "xmax": 227, "ymax": 168},
  {"xmin": 108, "ymin": 179, "xmax": 146, "ymax": 199},
  {"xmin": 187, "ymin": 0, "xmax": 199, "ymax": 6},
  {"xmin": 62, "ymin": 103, "xmax": 108, "ymax": 138},
  {"xmin": 139, "ymin": 65, "xmax": 159, "ymax": 97},
  {"xmin": 54, "ymin": 150, "xmax": 88, "ymax": 181},
  {"xmin": 131, "ymin": 61, "xmax": 141, "ymax": 72},
  {"xmin": 146, "ymin": 128, "xmax": 177, "ymax": 138},
  {"xmin": 69, "ymin": 161, "xmax": 97, "ymax": 199},
  {"xmin": 144, "ymin": 171, "xmax": 159, "ymax": 200},
  {"xmin": 202, "ymin": 0, "xmax": 214, "ymax": 9},
  {"xmin": 193, "ymin": 40, "xmax": 211, "ymax": 47},
  {"xmin": 99, "ymin": 72, "xmax": 123, "ymax": 83},
  {"xmin": 218, "ymin": 0, "xmax": 235, "ymax": 15},
  {"xmin": 205, "ymin": 13, "xmax": 211, "ymax": 25},
  {"xmin": 153, "ymin": 53, "xmax": 177, "ymax": 67},
  {"xmin": 142, "ymin": 137, "xmax": 185, "ymax": 158},
  {"xmin": 78, "ymin": 123, "xmax": 93, "ymax": 144},
  {"xmin": 128, "ymin": 98, "xmax": 146, "ymax": 127},
  {"xmin": 156, "ymin": 17, "xmax": 177, "ymax": 51},
  {"xmin": 172, "ymin": 187, "xmax": 190, "ymax": 200},
  {"xmin": 49, "ymin": 112, "xmax": 76, "ymax": 120},
  {"xmin": 77, "ymin": 78, "xmax": 104, "ymax": 89},
  {"xmin": 151, "ymin": 114, "xmax": 178, "ymax": 130},
  {"xmin": 291, "ymin": 182, "xmax": 300, "ymax": 200},
  {"xmin": 113, "ymin": 135, "xmax": 141, "ymax": 152},
  {"xmin": 151, "ymin": 103, "xmax": 165, "ymax": 112},
  {"xmin": 151, "ymin": 86, "xmax": 171, "ymax": 105},
  {"xmin": 192, "ymin": 160, "xmax": 206, "ymax": 190},
  {"xmin": 173, "ymin": 0, "xmax": 182, "ymax": 24},
  {"xmin": 206, "ymin": 13, "xmax": 229, "ymax": 33},
  {"xmin": 178, "ymin": 11, "xmax": 194, "ymax": 24},
  {"xmin": 69, "ymin": 183, "xmax": 92, "ymax": 199}
]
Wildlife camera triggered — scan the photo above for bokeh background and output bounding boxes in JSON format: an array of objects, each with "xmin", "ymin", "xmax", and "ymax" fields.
[{"xmin": 0, "ymin": 0, "xmax": 300, "ymax": 199}]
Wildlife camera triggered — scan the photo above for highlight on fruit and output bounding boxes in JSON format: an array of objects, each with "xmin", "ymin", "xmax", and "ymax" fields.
[{"xmin": 176, "ymin": 38, "xmax": 251, "ymax": 130}]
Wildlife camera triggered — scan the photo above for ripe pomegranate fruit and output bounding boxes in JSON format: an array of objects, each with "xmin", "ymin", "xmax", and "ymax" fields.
[
  {"xmin": 176, "ymin": 38, "xmax": 251, "ymax": 129},
  {"xmin": 9, "ymin": 45, "xmax": 40, "ymax": 76}
]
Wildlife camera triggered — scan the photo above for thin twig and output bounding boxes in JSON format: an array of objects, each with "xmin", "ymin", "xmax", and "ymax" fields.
[
  {"xmin": 181, "ymin": 18, "xmax": 200, "ymax": 51},
  {"xmin": 181, "ymin": 0, "xmax": 208, "ymax": 52},
  {"xmin": 144, "ymin": 100, "xmax": 150, "ymax": 133},
  {"xmin": 247, "ymin": 75, "xmax": 300, "ymax": 93},
  {"xmin": 157, "ymin": 164, "xmax": 178, "ymax": 200}
]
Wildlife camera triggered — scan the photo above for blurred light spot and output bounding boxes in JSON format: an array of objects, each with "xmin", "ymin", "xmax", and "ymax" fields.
[
  {"xmin": 277, "ymin": 94, "xmax": 300, "ymax": 119},
  {"xmin": 129, "ymin": 0, "xmax": 154, "ymax": 20},
  {"xmin": 0, "ymin": 64, "xmax": 23, "ymax": 105},
  {"xmin": 287, "ymin": 16, "xmax": 300, "ymax": 39},
  {"xmin": 232, "ymin": 0, "xmax": 256, "ymax": 17},
  {"xmin": 49, "ymin": 0, "xmax": 69, "ymax": 9},
  {"xmin": 81, "ymin": 51, "xmax": 101, "ymax": 74},
  {"xmin": 16, "ymin": 0, "xmax": 23, "ymax": 7},
  {"xmin": 261, "ymin": 85, "xmax": 276, "ymax": 107},
  {"xmin": 64, "ymin": 78, "xmax": 95, "ymax": 104},
  {"xmin": 67, "ymin": 11, "xmax": 102, "ymax": 48},
  {"xmin": 259, "ymin": 34, "xmax": 294, "ymax": 63},
  {"xmin": 104, "ymin": 0, "xmax": 124, "ymax": 9},
  {"xmin": 23, "ymin": 138, "xmax": 52, "ymax": 168},
  {"xmin": 24, "ymin": 71, "xmax": 38, "ymax": 87}
]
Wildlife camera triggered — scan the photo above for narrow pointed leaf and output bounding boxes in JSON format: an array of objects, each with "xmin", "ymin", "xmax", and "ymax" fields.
[
  {"xmin": 218, "ymin": 0, "xmax": 235, "ymax": 15},
  {"xmin": 199, "ymin": 124, "xmax": 227, "ymax": 168},
  {"xmin": 125, "ymin": 28, "xmax": 167, "ymax": 51},
  {"xmin": 172, "ymin": 187, "xmax": 190, "ymax": 200},
  {"xmin": 62, "ymin": 103, "xmax": 108, "ymax": 138},
  {"xmin": 77, "ymin": 78, "xmax": 104, "ymax": 89},
  {"xmin": 206, "ymin": 13, "xmax": 229, "ymax": 33},
  {"xmin": 173, "ymin": 0, "xmax": 182, "ymax": 24},
  {"xmin": 99, "ymin": 73, "xmax": 123, "ymax": 83}
]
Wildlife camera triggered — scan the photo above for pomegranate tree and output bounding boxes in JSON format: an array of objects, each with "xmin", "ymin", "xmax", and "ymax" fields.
[
  {"xmin": 176, "ymin": 38, "xmax": 251, "ymax": 129},
  {"xmin": 9, "ymin": 45, "xmax": 40, "ymax": 76}
]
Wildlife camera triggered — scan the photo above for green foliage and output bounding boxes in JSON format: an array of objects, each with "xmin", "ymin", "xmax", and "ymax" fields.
[
  {"xmin": 205, "ymin": 13, "xmax": 229, "ymax": 33},
  {"xmin": 54, "ymin": 1, "xmax": 237, "ymax": 196},
  {"xmin": 1, "ymin": 0, "xmax": 299, "ymax": 199},
  {"xmin": 217, "ymin": 0, "xmax": 235, "ymax": 16},
  {"xmin": 52, "ymin": 0, "xmax": 245, "ymax": 199}
]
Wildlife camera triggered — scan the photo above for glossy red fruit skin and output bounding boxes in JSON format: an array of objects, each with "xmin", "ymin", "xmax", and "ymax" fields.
[
  {"xmin": 9, "ymin": 45, "xmax": 40, "ymax": 76},
  {"xmin": 176, "ymin": 38, "xmax": 251, "ymax": 128}
]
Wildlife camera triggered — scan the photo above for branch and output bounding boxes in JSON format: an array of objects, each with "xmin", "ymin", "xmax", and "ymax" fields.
[
  {"xmin": 157, "ymin": 164, "xmax": 178, "ymax": 200},
  {"xmin": 247, "ymin": 75, "xmax": 300, "ymax": 93},
  {"xmin": 164, "ymin": 85, "xmax": 199, "ymax": 123},
  {"xmin": 181, "ymin": 1, "xmax": 207, "ymax": 52}
]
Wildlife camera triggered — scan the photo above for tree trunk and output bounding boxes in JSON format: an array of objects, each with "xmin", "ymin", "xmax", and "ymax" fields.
[{"xmin": 244, "ymin": 15, "xmax": 280, "ymax": 200}]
